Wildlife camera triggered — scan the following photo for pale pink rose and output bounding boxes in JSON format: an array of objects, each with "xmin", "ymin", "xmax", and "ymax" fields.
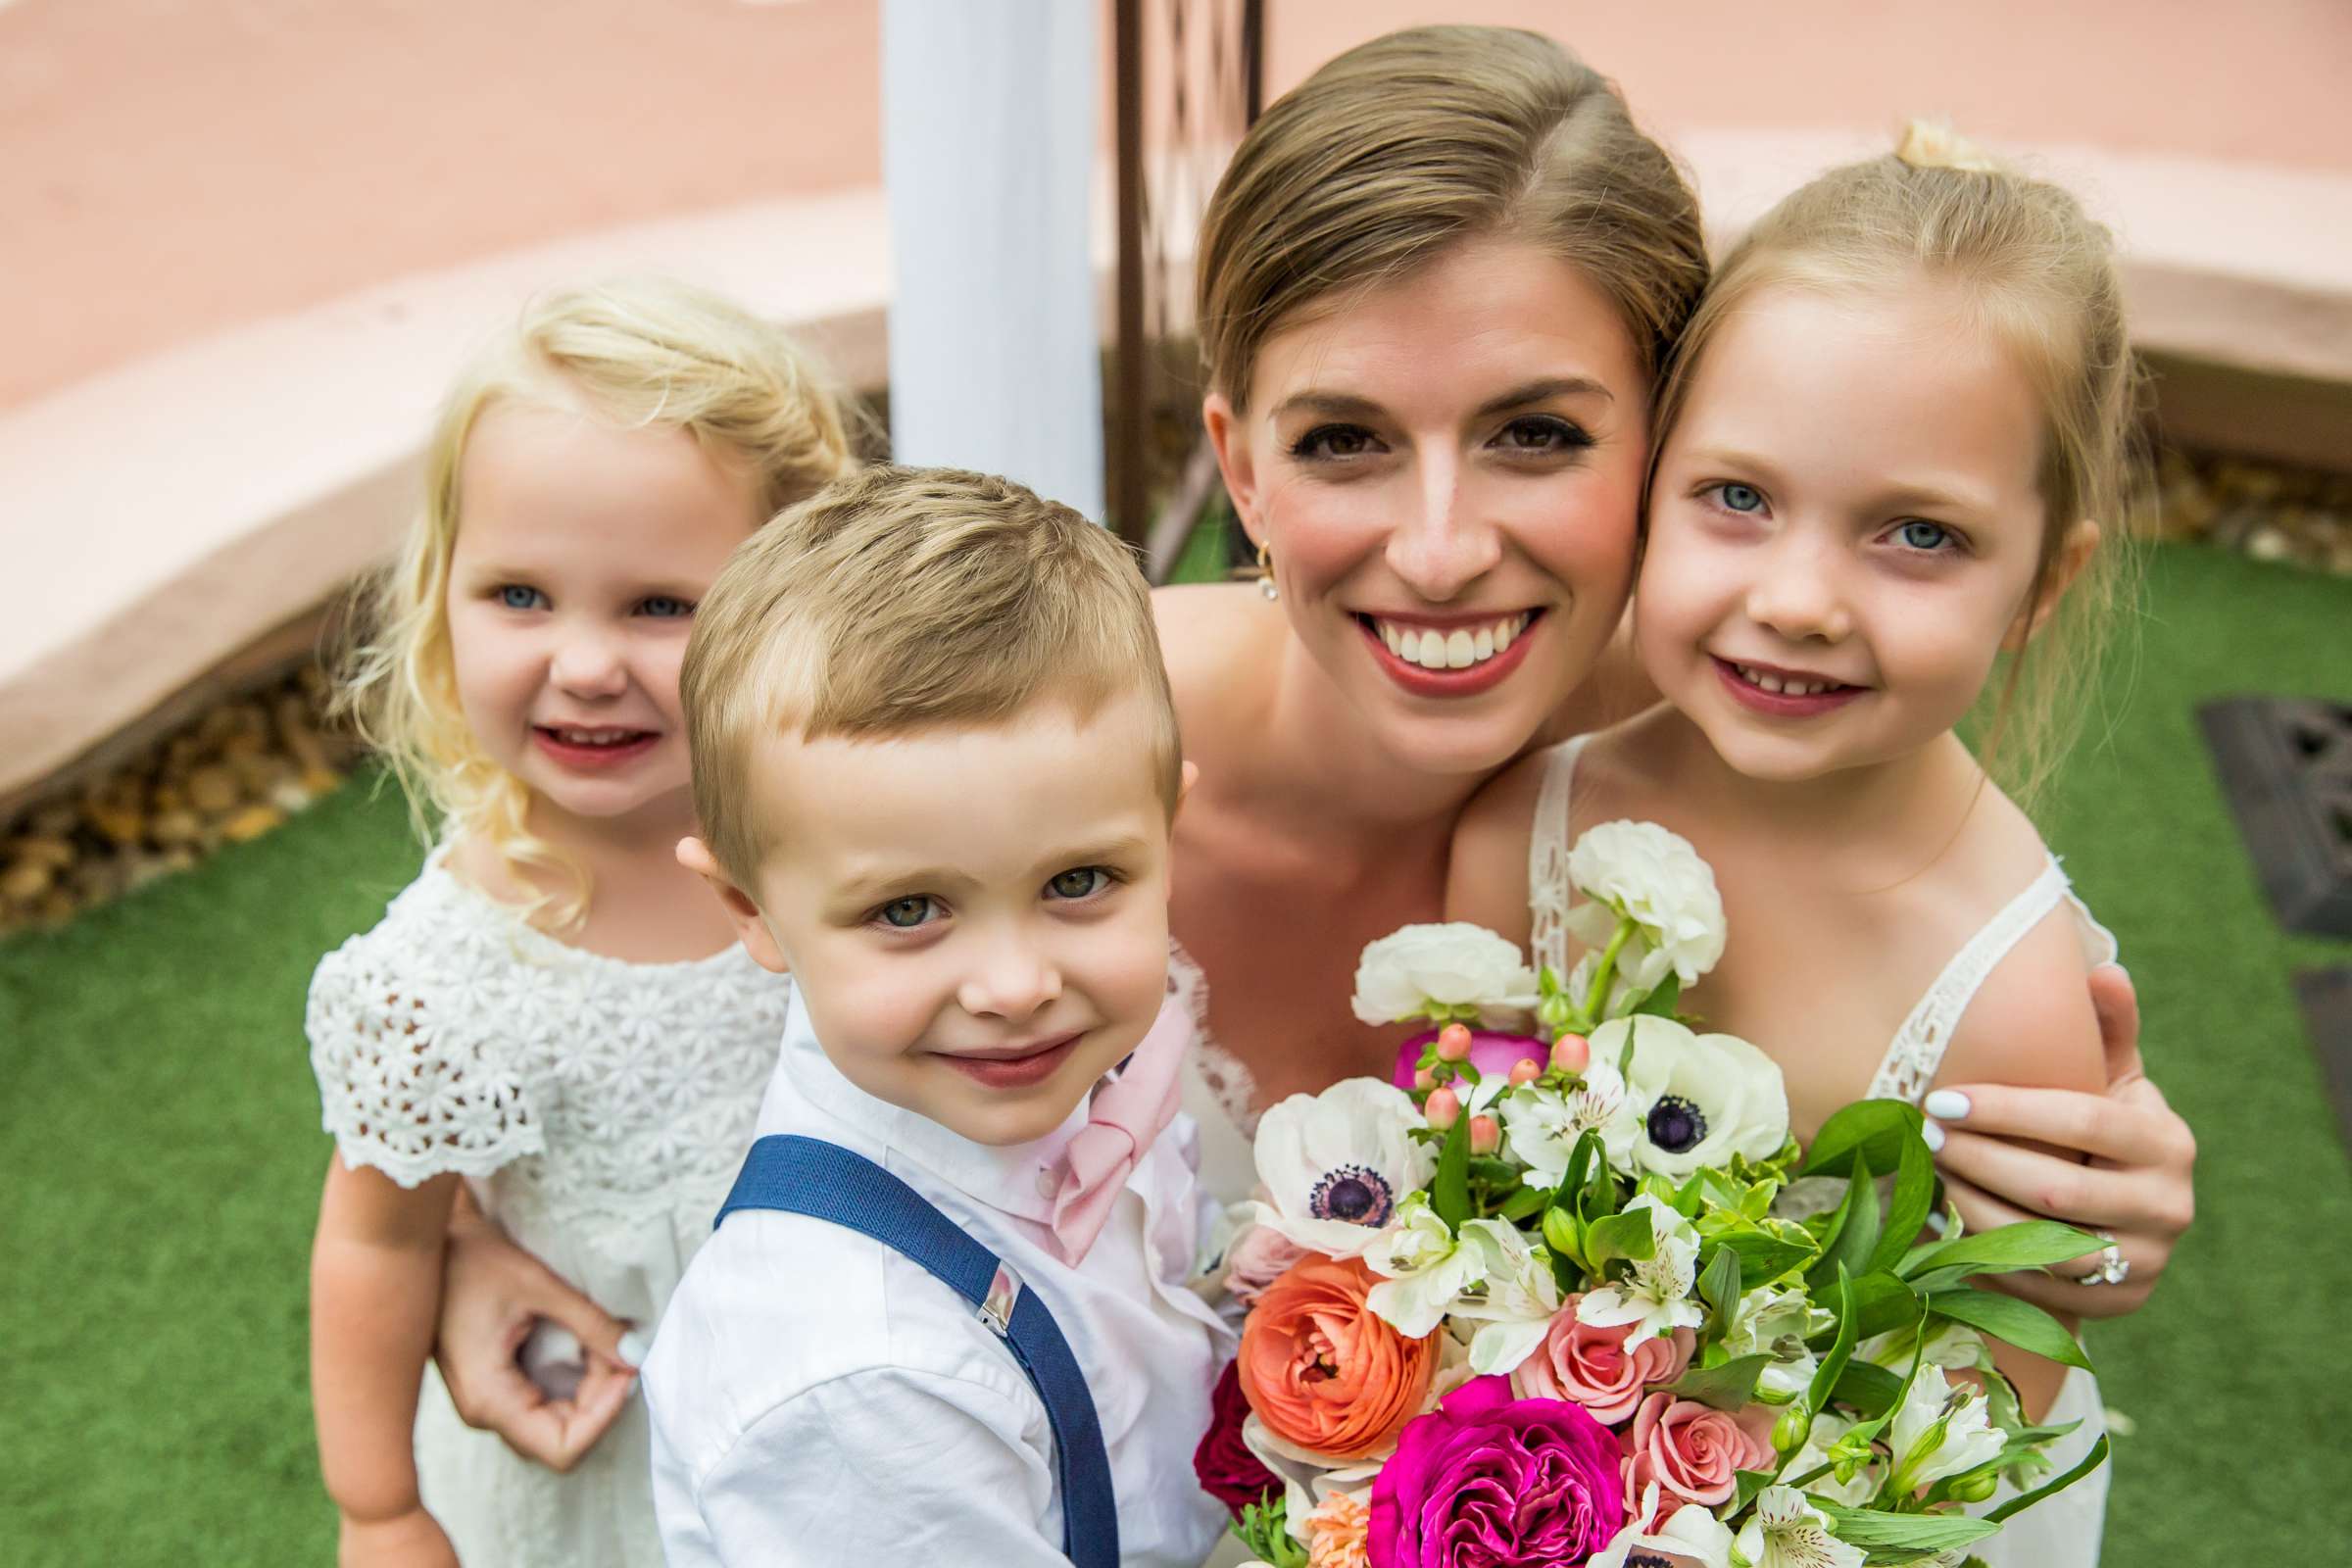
[
  {"xmin": 1619, "ymin": 1393, "xmax": 1775, "ymax": 1507},
  {"xmin": 1511, "ymin": 1296, "xmax": 1695, "ymax": 1425},
  {"xmin": 1224, "ymin": 1222, "xmax": 1310, "ymax": 1306}
]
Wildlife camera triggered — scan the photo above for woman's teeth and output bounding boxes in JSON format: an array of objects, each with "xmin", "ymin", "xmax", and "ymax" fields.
[
  {"xmin": 1731, "ymin": 663, "xmax": 1848, "ymax": 698},
  {"xmin": 1375, "ymin": 614, "xmax": 1530, "ymax": 670}
]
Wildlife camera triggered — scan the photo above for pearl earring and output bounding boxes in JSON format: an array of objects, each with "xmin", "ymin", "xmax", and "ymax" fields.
[{"xmin": 1256, "ymin": 541, "xmax": 1279, "ymax": 602}]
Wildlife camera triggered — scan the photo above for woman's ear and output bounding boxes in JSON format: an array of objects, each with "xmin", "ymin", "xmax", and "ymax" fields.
[
  {"xmin": 1201, "ymin": 392, "xmax": 1261, "ymax": 546},
  {"xmin": 676, "ymin": 835, "xmax": 790, "ymax": 975},
  {"xmin": 2005, "ymin": 517, "xmax": 2101, "ymax": 651}
]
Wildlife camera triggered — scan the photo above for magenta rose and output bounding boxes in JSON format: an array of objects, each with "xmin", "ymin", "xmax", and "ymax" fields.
[
  {"xmin": 1370, "ymin": 1374, "xmax": 1624, "ymax": 1567},
  {"xmin": 1513, "ymin": 1298, "xmax": 1695, "ymax": 1425},
  {"xmin": 1392, "ymin": 1030, "xmax": 1549, "ymax": 1089},
  {"xmin": 1194, "ymin": 1358, "xmax": 1281, "ymax": 1516},
  {"xmin": 1620, "ymin": 1392, "xmax": 1775, "ymax": 1509}
]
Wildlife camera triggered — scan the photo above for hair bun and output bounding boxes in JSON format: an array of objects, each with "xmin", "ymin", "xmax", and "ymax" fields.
[{"xmin": 1894, "ymin": 119, "xmax": 2005, "ymax": 173}]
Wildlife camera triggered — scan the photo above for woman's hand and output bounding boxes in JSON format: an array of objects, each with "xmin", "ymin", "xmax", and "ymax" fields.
[
  {"xmin": 1927, "ymin": 964, "xmax": 2197, "ymax": 1319},
  {"xmin": 434, "ymin": 1200, "xmax": 641, "ymax": 1470}
]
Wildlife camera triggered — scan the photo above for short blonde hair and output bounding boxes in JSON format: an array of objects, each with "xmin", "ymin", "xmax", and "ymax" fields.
[
  {"xmin": 1648, "ymin": 123, "xmax": 2144, "ymax": 807},
  {"xmin": 339, "ymin": 277, "xmax": 860, "ymax": 922},
  {"xmin": 682, "ymin": 466, "xmax": 1184, "ymax": 889},
  {"xmin": 1196, "ymin": 24, "xmax": 1708, "ymax": 409}
]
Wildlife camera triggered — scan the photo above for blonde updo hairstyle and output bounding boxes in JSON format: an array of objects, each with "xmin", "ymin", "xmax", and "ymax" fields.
[
  {"xmin": 338, "ymin": 277, "xmax": 860, "ymax": 924},
  {"xmin": 1646, "ymin": 122, "xmax": 2143, "ymax": 807},
  {"xmin": 1195, "ymin": 25, "xmax": 1709, "ymax": 413}
]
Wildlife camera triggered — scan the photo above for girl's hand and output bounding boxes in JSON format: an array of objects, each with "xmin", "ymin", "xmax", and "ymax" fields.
[
  {"xmin": 340, "ymin": 1507, "xmax": 460, "ymax": 1568},
  {"xmin": 1928, "ymin": 964, "xmax": 2197, "ymax": 1319},
  {"xmin": 434, "ymin": 1202, "xmax": 641, "ymax": 1471}
]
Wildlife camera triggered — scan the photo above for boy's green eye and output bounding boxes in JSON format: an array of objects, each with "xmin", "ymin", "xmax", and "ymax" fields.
[
  {"xmin": 1048, "ymin": 867, "xmax": 1107, "ymax": 900},
  {"xmin": 879, "ymin": 896, "xmax": 934, "ymax": 928}
]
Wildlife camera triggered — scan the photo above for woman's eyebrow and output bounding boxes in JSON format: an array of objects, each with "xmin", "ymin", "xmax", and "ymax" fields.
[
  {"xmin": 1473, "ymin": 376, "xmax": 1613, "ymax": 417},
  {"xmin": 1270, "ymin": 389, "xmax": 1385, "ymax": 422}
]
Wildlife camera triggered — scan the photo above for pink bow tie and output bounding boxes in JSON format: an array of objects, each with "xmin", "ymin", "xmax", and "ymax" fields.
[{"xmin": 1048, "ymin": 990, "xmax": 1190, "ymax": 1265}]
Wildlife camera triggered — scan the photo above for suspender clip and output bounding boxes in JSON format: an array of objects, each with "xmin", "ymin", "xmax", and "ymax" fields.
[{"xmin": 978, "ymin": 1260, "xmax": 1022, "ymax": 1338}]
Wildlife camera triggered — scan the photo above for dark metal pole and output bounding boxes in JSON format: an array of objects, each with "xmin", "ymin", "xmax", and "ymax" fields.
[{"xmin": 1110, "ymin": 0, "xmax": 1148, "ymax": 546}]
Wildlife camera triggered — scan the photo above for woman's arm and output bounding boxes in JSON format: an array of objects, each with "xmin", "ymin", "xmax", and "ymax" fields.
[
  {"xmin": 431, "ymin": 1189, "xmax": 640, "ymax": 1469},
  {"xmin": 310, "ymin": 1155, "xmax": 463, "ymax": 1567},
  {"xmin": 1927, "ymin": 964, "xmax": 2194, "ymax": 1319}
]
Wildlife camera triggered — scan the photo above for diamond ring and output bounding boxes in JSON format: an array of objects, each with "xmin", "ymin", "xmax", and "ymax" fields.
[{"xmin": 2075, "ymin": 1238, "xmax": 2131, "ymax": 1288}]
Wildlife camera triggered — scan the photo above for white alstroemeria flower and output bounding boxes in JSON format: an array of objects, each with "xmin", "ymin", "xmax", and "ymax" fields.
[
  {"xmin": 1350, "ymin": 922, "xmax": 1539, "ymax": 1026},
  {"xmin": 1576, "ymin": 1194, "xmax": 1705, "ymax": 1348},
  {"xmin": 1888, "ymin": 1366, "xmax": 2005, "ymax": 1494},
  {"xmin": 1248, "ymin": 1078, "xmax": 1434, "ymax": 1258},
  {"xmin": 1859, "ymin": 1319, "xmax": 1990, "ymax": 1378},
  {"xmin": 1734, "ymin": 1487, "xmax": 1867, "ymax": 1568},
  {"xmin": 1563, "ymin": 819, "xmax": 1728, "ymax": 1001},
  {"xmin": 1446, "ymin": 1218, "xmax": 1563, "ymax": 1376},
  {"xmin": 1496, "ymin": 1062, "xmax": 1629, "ymax": 1187},
  {"xmin": 1724, "ymin": 1283, "xmax": 1837, "ymax": 1400},
  {"xmin": 1596, "ymin": 1016, "xmax": 1790, "ymax": 1180},
  {"xmin": 1590, "ymin": 1482, "xmax": 1737, "ymax": 1568},
  {"xmin": 1786, "ymin": 1410, "xmax": 1882, "ymax": 1509},
  {"xmin": 1363, "ymin": 1196, "xmax": 1488, "ymax": 1337}
]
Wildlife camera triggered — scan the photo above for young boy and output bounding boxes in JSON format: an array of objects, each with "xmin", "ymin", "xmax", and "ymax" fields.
[{"xmin": 646, "ymin": 466, "xmax": 1233, "ymax": 1565}]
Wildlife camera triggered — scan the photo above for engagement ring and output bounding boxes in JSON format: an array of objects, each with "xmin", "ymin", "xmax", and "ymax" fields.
[{"xmin": 2076, "ymin": 1237, "xmax": 2131, "ymax": 1288}]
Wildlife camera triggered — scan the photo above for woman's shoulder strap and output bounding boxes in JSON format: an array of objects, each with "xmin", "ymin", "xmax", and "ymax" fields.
[{"xmin": 1527, "ymin": 735, "xmax": 1593, "ymax": 981}]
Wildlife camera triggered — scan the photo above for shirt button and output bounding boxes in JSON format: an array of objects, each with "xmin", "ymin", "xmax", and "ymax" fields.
[{"xmin": 1036, "ymin": 1169, "xmax": 1058, "ymax": 1198}]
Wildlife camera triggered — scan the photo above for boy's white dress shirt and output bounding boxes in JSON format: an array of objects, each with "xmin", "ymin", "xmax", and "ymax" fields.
[{"xmin": 646, "ymin": 989, "xmax": 1235, "ymax": 1566}]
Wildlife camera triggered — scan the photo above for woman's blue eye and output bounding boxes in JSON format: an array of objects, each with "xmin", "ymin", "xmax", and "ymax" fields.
[
  {"xmin": 1716, "ymin": 484, "xmax": 1765, "ymax": 514},
  {"xmin": 498, "ymin": 585, "xmax": 546, "ymax": 611},
  {"xmin": 640, "ymin": 595, "xmax": 693, "ymax": 618},
  {"xmin": 1895, "ymin": 520, "xmax": 1955, "ymax": 552},
  {"xmin": 1048, "ymin": 867, "xmax": 1110, "ymax": 901},
  {"xmin": 878, "ymin": 896, "xmax": 938, "ymax": 929}
]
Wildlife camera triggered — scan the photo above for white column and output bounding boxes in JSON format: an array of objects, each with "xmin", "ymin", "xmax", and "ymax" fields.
[{"xmin": 882, "ymin": 0, "xmax": 1103, "ymax": 522}]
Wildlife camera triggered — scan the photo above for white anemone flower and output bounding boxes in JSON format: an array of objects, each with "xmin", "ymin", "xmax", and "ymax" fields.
[
  {"xmin": 1575, "ymin": 1194, "xmax": 1705, "ymax": 1348},
  {"xmin": 1363, "ymin": 1196, "xmax": 1487, "ymax": 1337},
  {"xmin": 1563, "ymin": 819, "xmax": 1728, "ymax": 1000},
  {"xmin": 1446, "ymin": 1218, "xmax": 1563, "ymax": 1376},
  {"xmin": 1349, "ymin": 922, "xmax": 1539, "ymax": 1026},
  {"xmin": 1589, "ymin": 1482, "xmax": 1736, "ymax": 1568},
  {"xmin": 1595, "ymin": 1016, "xmax": 1790, "ymax": 1180},
  {"xmin": 1734, "ymin": 1486, "xmax": 1867, "ymax": 1568},
  {"xmin": 1888, "ymin": 1365, "xmax": 2005, "ymax": 1494},
  {"xmin": 1247, "ymin": 1078, "xmax": 1434, "ymax": 1258}
]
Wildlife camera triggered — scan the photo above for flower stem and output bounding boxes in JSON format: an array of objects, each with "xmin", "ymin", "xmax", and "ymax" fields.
[{"xmin": 1578, "ymin": 916, "xmax": 1635, "ymax": 1027}]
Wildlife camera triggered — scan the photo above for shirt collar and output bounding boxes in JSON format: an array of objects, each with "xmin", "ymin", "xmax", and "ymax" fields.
[{"xmin": 769, "ymin": 985, "xmax": 1089, "ymax": 1225}]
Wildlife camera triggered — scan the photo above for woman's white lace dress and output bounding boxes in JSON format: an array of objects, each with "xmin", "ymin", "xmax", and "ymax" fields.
[{"xmin": 308, "ymin": 848, "xmax": 790, "ymax": 1568}]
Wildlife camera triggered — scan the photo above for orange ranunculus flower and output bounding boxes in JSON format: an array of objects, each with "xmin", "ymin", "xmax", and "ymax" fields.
[{"xmin": 1237, "ymin": 1253, "xmax": 1438, "ymax": 1461}]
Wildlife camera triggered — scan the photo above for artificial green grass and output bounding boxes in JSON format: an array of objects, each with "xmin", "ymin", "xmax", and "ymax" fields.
[{"xmin": 2, "ymin": 542, "xmax": 2346, "ymax": 1563}]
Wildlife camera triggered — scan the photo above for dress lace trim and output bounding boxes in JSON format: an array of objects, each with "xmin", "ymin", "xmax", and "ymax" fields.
[
  {"xmin": 1169, "ymin": 938, "xmax": 1260, "ymax": 1137},
  {"xmin": 1527, "ymin": 736, "xmax": 1591, "ymax": 983}
]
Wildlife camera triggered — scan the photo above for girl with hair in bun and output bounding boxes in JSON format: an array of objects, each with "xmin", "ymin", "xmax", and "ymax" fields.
[
  {"xmin": 306, "ymin": 278, "xmax": 857, "ymax": 1567},
  {"xmin": 1451, "ymin": 123, "xmax": 2143, "ymax": 1561}
]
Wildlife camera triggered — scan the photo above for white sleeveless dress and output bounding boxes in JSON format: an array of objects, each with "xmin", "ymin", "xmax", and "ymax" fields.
[{"xmin": 1526, "ymin": 734, "xmax": 2113, "ymax": 1566}]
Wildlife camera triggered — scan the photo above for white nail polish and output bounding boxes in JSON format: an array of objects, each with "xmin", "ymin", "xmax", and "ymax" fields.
[
  {"xmin": 1923, "ymin": 1090, "xmax": 1971, "ymax": 1121},
  {"xmin": 1924, "ymin": 1210, "xmax": 1950, "ymax": 1237},
  {"xmin": 618, "ymin": 1327, "xmax": 653, "ymax": 1368},
  {"xmin": 1923, "ymin": 1118, "xmax": 1945, "ymax": 1153}
]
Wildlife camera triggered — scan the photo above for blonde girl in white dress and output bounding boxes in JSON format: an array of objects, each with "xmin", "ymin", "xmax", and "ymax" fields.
[
  {"xmin": 1447, "ymin": 124, "xmax": 2144, "ymax": 1564},
  {"xmin": 306, "ymin": 279, "xmax": 856, "ymax": 1568}
]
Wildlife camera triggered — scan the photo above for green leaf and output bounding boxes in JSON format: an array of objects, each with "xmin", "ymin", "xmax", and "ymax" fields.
[
  {"xmin": 1468, "ymin": 1157, "xmax": 1521, "ymax": 1189},
  {"xmin": 1927, "ymin": 1289, "xmax": 2095, "ymax": 1373},
  {"xmin": 1496, "ymin": 1184, "xmax": 1549, "ymax": 1222},
  {"xmin": 1900, "ymin": 1263, "xmax": 1981, "ymax": 1297},
  {"xmin": 1431, "ymin": 1113, "xmax": 1472, "ymax": 1231},
  {"xmin": 1664, "ymin": 1352, "xmax": 1774, "ymax": 1412},
  {"xmin": 1802, "ymin": 1099, "xmax": 1925, "ymax": 1181},
  {"xmin": 1697, "ymin": 1245, "xmax": 1742, "ymax": 1340},
  {"xmin": 1717, "ymin": 1231, "xmax": 1819, "ymax": 1289},
  {"xmin": 1831, "ymin": 1358, "xmax": 1906, "ymax": 1417},
  {"xmin": 1828, "ymin": 1271, "xmax": 1922, "ymax": 1347},
  {"xmin": 1631, "ymin": 971, "xmax": 1683, "ymax": 1017},
  {"xmin": 1900, "ymin": 1221, "xmax": 2106, "ymax": 1281},
  {"xmin": 1983, "ymin": 1433, "xmax": 2111, "ymax": 1525},
  {"xmin": 1813, "ymin": 1502, "xmax": 2001, "ymax": 1553},
  {"xmin": 1586, "ymin": 1204, "xmax": 1657, "ymax": 1270},
  {"xmin": 1732, "ymin": 1468, "xmax": 1778, "ymax": 1514},
  {"xmin": 1814, "ymin": 1151, "xmax": 1882, "ymax": 1295},
  {"xmin": 1805, "ymin": 1264, "xmax": 1860, "ymax": 1415},
  {"xmin": 1871, "ymin": 1126, "xmax": 1938, "ymax": 1275}
]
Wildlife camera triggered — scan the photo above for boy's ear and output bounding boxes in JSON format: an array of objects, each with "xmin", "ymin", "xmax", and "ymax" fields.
[
  {"xmin": 1177, "ymin": 759, "xmax": 1200, "ymax": 813},
  {"xmin": 676, "ymin": 835, "xmax": 790, "ymax": 975},
  {"xmin": 2005, "ymin": 517, "xmax": 2101, "ymax": 651},
  {"xmin": 1201, "ymin": 393, "xmax": 1261, "ymax": 546}
]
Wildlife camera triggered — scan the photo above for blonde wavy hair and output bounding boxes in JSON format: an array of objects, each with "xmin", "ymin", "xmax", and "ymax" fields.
[
  {"xmin": 1647, "ymin": 122, "xmax": 2145, "ymax": 808},
  {"xmin": 337, "ymin": 277, "xmax": 861, "ymax": 924}
]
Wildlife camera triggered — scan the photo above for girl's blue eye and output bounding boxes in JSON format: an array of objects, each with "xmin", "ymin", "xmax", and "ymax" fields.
[
  {"xmin": 1048, "ymin": 866, "xmax": 1110, "ymax": 901},
  {"xmin": 1895, "ymin": 520, "xmax": 1956, "ymax": 553},
  {"xmin": 640, "ymin": 596, "xmax": 693, "ymax": 618},
  {"xmin": 1716, "ymin": 483, "xmax": 1766, "ymax": 514},
  {"xmin": 498, "ymin": 585, "xmax": 546, "ymax": 611},
  {"xmin": 878, "ymin": 896, "xmax": 938, "ymax": 929}
]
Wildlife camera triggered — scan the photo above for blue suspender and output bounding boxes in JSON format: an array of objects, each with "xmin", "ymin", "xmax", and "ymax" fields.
[{"xmin": 714, "ymin": 1134, "xmax": 1120, "ymax": 1567}]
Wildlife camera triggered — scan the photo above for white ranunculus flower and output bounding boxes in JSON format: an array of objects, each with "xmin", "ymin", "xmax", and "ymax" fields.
[
  {"xmin": 1563, "ymin": 819, "xmax": 1729, "ymax": 1004},
  {"xmin": 1248, "ymin": 1078, "xmax": 1435, "ymax": 1258},
  {"xmin": 1595, "ymin": 1016, "xmax": 1790, "ymax": 1180},
  {"xmin": 1735, "ymin": 1486, "xmax": 1867, "ymax": 1568},
  {"xmin": 1446, "ymin": 1218, "xmax": 1562, "ymax": 1376},
  {"xmin": 1888, "ymin": 1365, "xmax": 2005, "ymax": 1494},
  {"xmin": 1575, "ymin": 1194, "xmax": 1705, "ymax": 1348},
  {"xmin": 1349, "ymin": 922, "xmax": 1539, "ymax": 1026},
  {"xmin": 1363, "ymin": 1195, "xmax": 1487, "ymax": 1337},
  {"xmin": 1589, "ymin": 1482, "xmax": 1737, "ymax": 1568}
]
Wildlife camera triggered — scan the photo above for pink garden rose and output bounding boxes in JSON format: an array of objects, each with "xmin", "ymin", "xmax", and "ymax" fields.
[
  {"xmin": 1511, "ymin": 1298, "xmax": 1695, "ymax": 1425},
  {"xmin": 1224, "ymin": 1221, "xmax": 1310, "ymax": 1307},
  {"xmin": 1620, "ymin": 1392, "xmax": 1776, "ymax": 1509},
  {"xmin": 1370, "ymin": 1375, "xmax": 1624, "ymax": 1568}
]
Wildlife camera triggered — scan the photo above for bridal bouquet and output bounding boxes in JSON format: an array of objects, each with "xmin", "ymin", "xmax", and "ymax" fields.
[{"xmin": 1195, "ymin": 821, "xmax": 2109, "ymax": 1568}]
